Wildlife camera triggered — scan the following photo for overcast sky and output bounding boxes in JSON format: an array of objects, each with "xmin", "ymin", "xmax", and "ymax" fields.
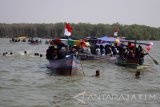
[{"xmin": 0, "ymin": 0, "xmax": 160, "ymax": 27}]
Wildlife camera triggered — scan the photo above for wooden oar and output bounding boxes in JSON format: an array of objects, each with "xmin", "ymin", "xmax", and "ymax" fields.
[
  {"xmin": 77, "ymin": 54, "xmax": 85, "ymax": 76},
  {"xmin": 142, "ymin": 48, "xmax": 159, "ymax": 65},
  {"xmin": 80, "ymin": 61, "xmax": 85, "ymax": 76}
]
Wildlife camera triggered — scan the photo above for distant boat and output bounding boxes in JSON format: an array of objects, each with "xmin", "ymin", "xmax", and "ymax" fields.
[
  {"xmin": 47, "ymin": 55, "xmax": 82, "ymax": 76},
  {"xmin": 28, "ymin": 38, "xmax": 42, "ymax": 45},
  {"xmin": 10, "ymin": 36, "xmax": 28, "ymax": 43}
]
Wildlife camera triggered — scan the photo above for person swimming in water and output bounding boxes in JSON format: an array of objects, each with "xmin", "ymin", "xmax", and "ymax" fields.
[
  {"xmin": 24, "ymin": 51, "xmax": 27, "ymax": 54},
  {"xmin": 40, "ymin": 54, "xmax": 43, "ymax": 57},
  {"xmin": 135, "ymin": 69, "xmax": 141, "ymax": 79},
  {"xmin": 92, "ymin": 70, "xmax": 100, "ymax": 77},
  {"xmin": 10, "ymin": 52, "xmax": 13, "ymax": 55}
]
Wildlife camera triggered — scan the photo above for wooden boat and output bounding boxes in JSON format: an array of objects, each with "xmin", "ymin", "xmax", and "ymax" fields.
[
  {"xmin": 115, "ymin": 40, "xmax": 152, "ymax": 68},
  {"xmin": 78, "ymin": 53, "xmax": 99, "ymax": 60},
  {"xmin": 10, "ymin": 36, "xmax": 28, "ymax": 43},
  {"xmin": 116, "ymin": 57, "xmax": 140, "ymax": 68},
  {"xmin": 78, "ymin": 53, "xmax": 117, "ymax": 61},
  {"xmin": 28, "ymin": 37, "xmax": 42, "ymax": 45},
  {"xmin": 47, "ymin": 55, "xmax": 82, "ymax": 75}
]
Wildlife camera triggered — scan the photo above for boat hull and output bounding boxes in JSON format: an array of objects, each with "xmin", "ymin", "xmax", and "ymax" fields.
[
  {"xmin": 47, "ymin": 55, "xmax": 82, "ymax": 75},
  {"xmin": 116, "ymin": 57, "xmax": 139, "ymax": 68},
  {"xmin": 78, "ymin": 53, "xmax": 117, "ymax": 60}
]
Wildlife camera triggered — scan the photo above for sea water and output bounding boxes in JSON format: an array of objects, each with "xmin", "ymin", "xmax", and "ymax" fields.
[{"xmin": 0, "ymin": 38, "xmax": 160, "ymax": 107}]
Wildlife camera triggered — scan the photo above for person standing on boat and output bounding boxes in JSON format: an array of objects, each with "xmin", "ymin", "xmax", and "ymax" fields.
[
  {"xmin": 138, "ymin": 50, "xmax": 148, "ymax": 65},
  {"xmin": 112, "ymin": 46, "xmax": 119, "ymax": 56},
  {"xmin": 57, "ymin": 46, "xmax": 67, "ymax": 59},
  {"xmin": 46, "ymin": 45, "xmax": 56, "ymax": 60},
  {"xmin": 95, "ymin": 46, "xmax": 101, "ymax": 55},
  {"xmin": 53, "ymin": 39, "xmax": 67, "ymax": 60},
  {"xmin": 127, "ymin": 49, "xmax": 135, "ymax": 59},
  {"xmin": 70, "ymin": 45, "xmax": 79, "ymax": 54},
  {"xmin": 136, "ymin": 45, "xmax": 143, "ymax": 56},
  {"xmin": 108, "ymin": 46, "xmax": 113, "ymax": 56},
  {"xmin": 46, "ymin": 40, "xmax": 59, "ymax": 60},
  {"xmin": 104, "ymin": 44, "xmax": 109, "ymax": 55},
  {"xmin": 100, "ymin": 45, "xmax": 105, "ymax": 55},
  {"xmin": 136, "ymin": 45, "xmax": 148, "ymax": 65}
]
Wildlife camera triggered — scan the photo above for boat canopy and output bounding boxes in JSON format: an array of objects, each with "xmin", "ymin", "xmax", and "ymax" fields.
[
  {"xmin": 16, "ymin": 36, "xmax": 28, "ymax": 39},
  {"xmin": 98, "ymin": 36, "xmax": 116, "ymax": 42}
]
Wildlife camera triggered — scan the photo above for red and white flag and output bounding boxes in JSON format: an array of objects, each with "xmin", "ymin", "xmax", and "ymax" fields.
[
  {"xmin": 114, "ymin": 27, "xmax": 119, "ymax": 37},
  {"xmin": 64, "ymin": 23, "xmax": 72, "ymax": 36},
  {"xmin": 114, "ymin": 32, "xmax": 118, "ymax": 36}
]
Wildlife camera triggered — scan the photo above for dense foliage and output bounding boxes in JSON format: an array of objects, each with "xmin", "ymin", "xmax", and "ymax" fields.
[{"xmin": 0, "ymin": 23, "xmax": 160, "ymax": 40}]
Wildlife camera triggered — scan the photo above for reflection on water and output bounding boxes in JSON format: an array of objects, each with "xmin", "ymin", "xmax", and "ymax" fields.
[{"xmin": 0, "ymin": 38, "xmax": 160, "ymax": 107}]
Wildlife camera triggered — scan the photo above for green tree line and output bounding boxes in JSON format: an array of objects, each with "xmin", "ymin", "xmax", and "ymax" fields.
[{"xmin": 0, "ymin": 23, "xmax": 160, "ymax": 40}]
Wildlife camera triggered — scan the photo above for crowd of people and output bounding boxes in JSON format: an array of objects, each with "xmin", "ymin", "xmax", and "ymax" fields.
[
  {"xmin": 117, "ymin": 42, "xmax": 148, "ymax": 65},
  {"xmin": 28, "ymin": 39, "xmax": 42, "ymax": 44},
  {"xmin": 46, "ymin": 39, "xmax": 148, "ymax": 65},
  {"xmin": 10, "ymin": 38, "xmax": 42, "ymax": 44},
  {"xmin": 88, "ymin": 44, "xmax": 119, "ymax": 56},
  {"xmin": 46, "ymin": 39, "xmax": 68, "ymax": 60},
  {"xmin": 10, "ymin": 38, "xmax": 27, "ymax": 42}
]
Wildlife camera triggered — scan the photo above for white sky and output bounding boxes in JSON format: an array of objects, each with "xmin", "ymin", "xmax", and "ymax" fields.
[{"xmin": 0, "ymin": 0, "xmax": 160, "ymax": 27}]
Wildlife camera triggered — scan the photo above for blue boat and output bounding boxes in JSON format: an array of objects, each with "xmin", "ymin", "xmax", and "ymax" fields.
[{"xmin": 47, "ymin": 55, "xmax": 82, "ymax": 75}]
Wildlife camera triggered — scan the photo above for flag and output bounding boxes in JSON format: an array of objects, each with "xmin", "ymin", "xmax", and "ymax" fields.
[
  {"xmin": 114, "ymin": 32, "xmax": 118, "ymax": 36},
  {"xmin": 64, "ymin": 23, "xmax": 72, "ymax": 36},
  {"xmin": 114, "ymin": 27, "xmax": 119, "ymax": 37}
]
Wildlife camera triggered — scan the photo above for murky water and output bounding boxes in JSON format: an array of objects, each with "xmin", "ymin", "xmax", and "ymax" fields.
[{"xmin": 0, "ymin": 38, "xmax": 160, "ymax": 107}]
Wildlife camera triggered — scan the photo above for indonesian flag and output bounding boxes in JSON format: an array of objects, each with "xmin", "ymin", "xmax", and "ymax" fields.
[
  {"xmin": 114, "ymin": 32, "xmax": 118, "ymax": 36},
  {"xmin": 64, "ymin": 23, "xmax": 72, "ymax": 36},
  {"xmin": 114, "ymin": 27, "xmax": 119, "ymax": 36}
]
